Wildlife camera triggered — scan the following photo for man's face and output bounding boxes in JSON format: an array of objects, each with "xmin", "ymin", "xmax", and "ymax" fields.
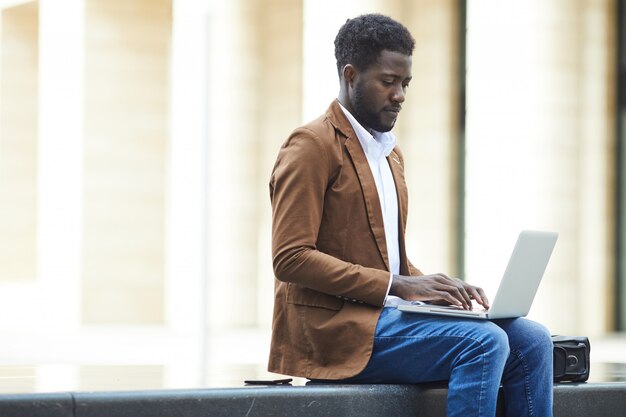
[{"xmin": 349, "ymin": 50, "xmax": 412, "ymax": 132}]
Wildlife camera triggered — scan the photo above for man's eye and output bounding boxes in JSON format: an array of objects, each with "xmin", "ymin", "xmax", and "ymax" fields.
[{"xmin": 382, "ymin": 80, "xmax": 394, "ymax": 85}]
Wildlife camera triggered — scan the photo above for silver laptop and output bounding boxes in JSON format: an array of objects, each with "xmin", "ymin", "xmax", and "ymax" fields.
[{"xmin": 397, "ymin": 230, "xmax": 558, "ymax": 320}]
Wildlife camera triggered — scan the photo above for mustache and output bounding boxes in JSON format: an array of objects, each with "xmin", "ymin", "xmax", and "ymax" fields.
[{"xmin": 384, "ymin": 105, "xmax": 402, "ymax": 112}]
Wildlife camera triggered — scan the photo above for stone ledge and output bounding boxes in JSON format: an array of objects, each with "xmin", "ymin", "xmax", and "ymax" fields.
[{"xmin": 0, "ymin": 382, "xmax": 624, "ymax": 417}]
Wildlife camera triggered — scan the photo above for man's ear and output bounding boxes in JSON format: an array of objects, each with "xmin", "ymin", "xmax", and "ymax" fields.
[{"xmin": 342, "ymin": 64, "xmax": 357, "ymax": 88}]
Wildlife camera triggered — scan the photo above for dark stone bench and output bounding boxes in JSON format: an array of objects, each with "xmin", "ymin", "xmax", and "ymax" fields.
[{"xmin": 0, "ymin": 382, "xmax": 624, "ymax": 417}]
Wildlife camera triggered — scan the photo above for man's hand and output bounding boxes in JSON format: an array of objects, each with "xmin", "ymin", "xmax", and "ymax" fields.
[{"xmin": 390, "ymin": 273, "xmax": 490, "ymax": 311}]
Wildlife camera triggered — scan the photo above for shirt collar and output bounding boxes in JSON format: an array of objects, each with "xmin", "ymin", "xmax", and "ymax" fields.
[{"xmin": 338, "ymin": 103, "xmax": 397, "ymax": 161}]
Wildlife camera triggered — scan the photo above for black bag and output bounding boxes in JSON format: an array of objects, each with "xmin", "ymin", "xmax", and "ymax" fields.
[{"xmin": 552, "ymin": 335, "xmax": 590, "ymax": 382}]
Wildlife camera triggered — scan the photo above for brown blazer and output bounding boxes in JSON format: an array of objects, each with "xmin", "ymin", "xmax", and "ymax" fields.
[{"xmin": 268, "ymin": 100, "xmax": 422, "ymax": 380}]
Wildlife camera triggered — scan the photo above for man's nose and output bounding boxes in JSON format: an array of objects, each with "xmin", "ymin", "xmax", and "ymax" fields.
[{"xmin": 391, "ymin": 85, "xmax": 406, "ymax": 103}]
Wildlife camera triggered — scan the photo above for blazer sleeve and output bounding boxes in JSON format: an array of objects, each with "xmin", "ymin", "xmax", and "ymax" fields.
[
  {"xmin": 270, "ymin": 128, "xmax": 390, "ymax": 307},
  {"xmin": 407, "ymin": 260, "xmax": 423, "ymax": 277}
]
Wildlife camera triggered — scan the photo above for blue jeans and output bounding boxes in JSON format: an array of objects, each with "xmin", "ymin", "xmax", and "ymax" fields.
[{"xmin": 341, "ymin": 307, "xmax": 553, "ymax": 417}]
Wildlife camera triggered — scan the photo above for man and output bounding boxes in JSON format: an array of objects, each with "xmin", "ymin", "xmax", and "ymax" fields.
[{"xmin": 269, "ymin": 13, "xmax": 553, "ymax": 417}]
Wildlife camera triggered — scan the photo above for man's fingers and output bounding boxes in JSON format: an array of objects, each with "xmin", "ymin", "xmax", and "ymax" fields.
[
  {"xmin": 434, "ymin": 291, "xmax": 464, "ymax": 308},
  {"xmin": 458, "ymin": 285, "xmax": 473, "ymax": 309},
  {"xmin": 435, "ymin": 284, "xmax": 471, "ymax": 310},
  {"xmin": 476, "ymin": 287, "xmax": 490, "ymax": 308},
  {"xmin": 444, "ymin": 277, "xmax": 473, "ymax": 310},
  {"xmin": 466, "ymin": 285, "xmax": 490, "ymax": 308},
  {"xmin": 413, "ymin": 274, "xmax": 482, "ymax": 310}
]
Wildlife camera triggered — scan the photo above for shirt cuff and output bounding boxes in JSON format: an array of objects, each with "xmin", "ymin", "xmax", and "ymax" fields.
[{"xmin": 383, "ymin": 272, "xmax": 394, "ymax": 304}]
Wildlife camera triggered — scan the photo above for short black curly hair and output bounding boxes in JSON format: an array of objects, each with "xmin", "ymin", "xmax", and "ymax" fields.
[{"xmin": 334, "ymin": 13, "xmax": 415, "ymax": 77}]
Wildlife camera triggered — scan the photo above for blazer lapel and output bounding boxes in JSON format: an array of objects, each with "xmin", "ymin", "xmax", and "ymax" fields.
[
  {"xmin": 388, "ymin": 150, "xmax": 408, "ymax": 224},
  {"xmin": 388, "ymin": 149, "xmax": 411, "ymax": 275},
  {"xmin": 345, "ymin": 137, "xmax": 390, "ymax": 271}
]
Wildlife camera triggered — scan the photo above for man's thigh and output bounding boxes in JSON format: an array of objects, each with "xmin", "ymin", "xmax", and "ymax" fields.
[{"xmin": 342, "ymin": 307, "xmax": 509, "ymax": 383}]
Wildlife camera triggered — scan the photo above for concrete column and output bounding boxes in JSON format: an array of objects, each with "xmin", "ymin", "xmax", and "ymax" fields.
[
  {"xmin": 393, "ymin": 0, "xmax": 460, "ymax": 275},
  {"xmin": 0, "ymin": 1, "xmax": 38, "ymax": 283},
  {"xmin": 37, "ymin": 0, "xmax": 84, "ymax": 331},
  {"xmin": 81, "ymin": 0, "xmax": 170, "ymax": 325},
  {"xmin": 577, "ymin": 0, "xmax": 615, "ymax": 335},
  {"xmin": 165, "ymin": 0, "xmax": 211, "ymax": 386},
  {"xmin": 205, "ymin": 0, "xmax": 263, "ymax": 329},
  {"xmin": 255, "ymin": 0, "xmax": 303, "ymax": 328}
]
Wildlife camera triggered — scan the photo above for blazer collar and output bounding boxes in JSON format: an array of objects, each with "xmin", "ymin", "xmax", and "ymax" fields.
[
  {"xmin": 325, "ymin": 99, "xmax": 355, "ymax": 139},
  {"xmin": 336, "ymin": 102, "xmax": 397, "ymax": 162}
]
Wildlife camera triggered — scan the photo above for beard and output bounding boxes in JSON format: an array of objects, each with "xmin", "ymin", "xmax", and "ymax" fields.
[{"xmin": 351, "ymin": 84, "xmax": 396, "ymax": 133}]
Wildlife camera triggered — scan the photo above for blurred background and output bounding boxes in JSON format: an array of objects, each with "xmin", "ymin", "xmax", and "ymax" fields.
[{"xmin": 0, "ymin": 0, "xmax": 623, "ymax": 392}]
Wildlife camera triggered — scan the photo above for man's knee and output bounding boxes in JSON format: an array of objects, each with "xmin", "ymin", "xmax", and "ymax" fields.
[
  {"xmin": 452, "ymin": 323, "xmax": 510, "ymax": 378},
  {"xmin": 481, "ymin": 323, "xmax": 510, "ymax": 362},
  {"xmin": 526, "ymin": 320, "xmax": 553, "ymax": 361},
  {"xmin": 502, "ymin": 318, "xmax": 553, "ymax": 365},
  {"xmin": 457, "ymin": 322, "xmax": 510, "ymax": 366}
]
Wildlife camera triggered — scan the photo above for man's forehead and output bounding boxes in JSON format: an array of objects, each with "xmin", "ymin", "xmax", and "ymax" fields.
[{"xmin": 372, "ymin": 50, "xmax": 412, "ymax": 75}]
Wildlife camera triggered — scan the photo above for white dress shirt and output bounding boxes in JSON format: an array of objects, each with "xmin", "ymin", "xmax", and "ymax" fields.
[{"xmin": 339, "ymin": 104, "xmax": 403, "ymax": 306}]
